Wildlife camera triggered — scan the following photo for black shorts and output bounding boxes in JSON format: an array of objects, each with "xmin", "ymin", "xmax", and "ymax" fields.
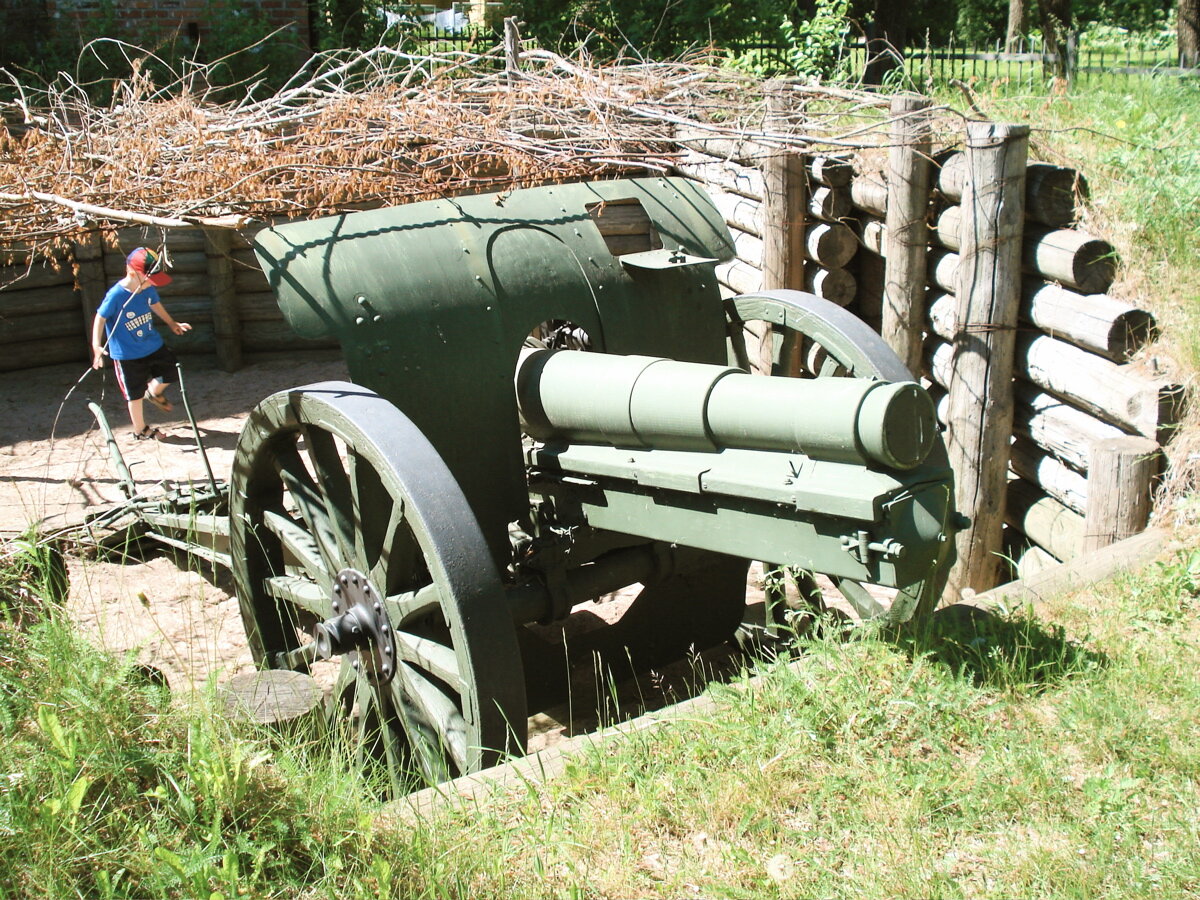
[{"xmin": 112, "ymin": 345, "xmax": 178, "ymax": 401}]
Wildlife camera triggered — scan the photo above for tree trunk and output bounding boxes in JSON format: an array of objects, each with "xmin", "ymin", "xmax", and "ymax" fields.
[
  {"xmin": 1181, "ymin": 0, "xmax": 1200, "ymax": 68},
  {"xmin": 1006, "ymin": 0, "xmax": 1028, "ymax": 52},
  {"xmin": 1036, "ymin": 0, "xmax": 1073, "ymax": 79},
  {"xmin": 863, "ymin": 2, "xmax": 908, "ymax": 86}
]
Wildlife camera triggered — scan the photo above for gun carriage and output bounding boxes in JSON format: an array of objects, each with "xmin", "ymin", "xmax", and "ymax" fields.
[{"xmin": 88, "ymin": 178, "xmax": 960, "ymax": 794}]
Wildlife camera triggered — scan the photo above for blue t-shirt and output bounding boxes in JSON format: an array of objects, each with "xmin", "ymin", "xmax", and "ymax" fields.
[{"xmin": 98, "ymin": 283, "xmax": 164, "ymax": 360}]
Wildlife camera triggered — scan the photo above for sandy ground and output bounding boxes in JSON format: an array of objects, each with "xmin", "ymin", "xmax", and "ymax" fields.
[
  {"xmin": 0, "ymin": 354, "xmax": 352, "ymax": 687},
  {"xmin": 0, "ymin": 354, "xmax": 761, "ymax": 747}
]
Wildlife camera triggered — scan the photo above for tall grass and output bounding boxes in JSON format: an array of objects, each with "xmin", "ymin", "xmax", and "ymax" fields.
[{"xmin": 4, "ymin": 532, "xmax": 1200, "ymax": 897}]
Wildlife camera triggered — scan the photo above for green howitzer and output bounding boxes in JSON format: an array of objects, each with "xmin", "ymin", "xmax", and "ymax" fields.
[{"xmin": 95, "ymin": 177, "xmax": 961, "ymax": 793}]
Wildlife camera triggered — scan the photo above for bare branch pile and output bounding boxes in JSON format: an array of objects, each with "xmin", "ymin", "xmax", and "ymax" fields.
[{"xmin": 0, "ymin": 40, "xmax": 941, "ymax": 263}]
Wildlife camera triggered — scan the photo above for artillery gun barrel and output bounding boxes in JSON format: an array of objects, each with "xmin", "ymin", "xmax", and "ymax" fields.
[{"xmin": 516, "ymin": 348, "xmax": 936, "ymax": 470}]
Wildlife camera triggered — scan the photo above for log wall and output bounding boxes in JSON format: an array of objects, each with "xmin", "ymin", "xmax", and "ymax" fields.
[
  {"xmin": 0, "ymin": 223, "xmax": 338, "ymax": 374},
  {"xmin": 843, "ymin": 127, "xmax": 1172, "ymax": 587}
]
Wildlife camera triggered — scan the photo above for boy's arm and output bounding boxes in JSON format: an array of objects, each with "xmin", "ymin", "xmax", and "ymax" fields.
[
  {"xmin": 150, "ymin": 302, "xmax": 192, "ymax": 336},
  {"xmin": 91, "ymin": 314, "xmax": 107, "ymax": 369}
]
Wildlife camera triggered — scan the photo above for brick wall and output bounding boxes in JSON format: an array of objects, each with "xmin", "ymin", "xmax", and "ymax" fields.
[{"xmin": 44, "ymin": 0, "xmax": 311, "ymax": 53}]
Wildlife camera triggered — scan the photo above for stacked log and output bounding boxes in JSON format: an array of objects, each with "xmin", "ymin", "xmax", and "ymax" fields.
[
  {"xmin": 0, "ymin": 257, "xmax": 83, "ymax": 372},
  {"xmin": 917, "ymin": 150, "xmax": 1170, "ymax": 570},
  {"xmin": 673, "ymin": 141, "xmax": 857, "ymax": 306}
]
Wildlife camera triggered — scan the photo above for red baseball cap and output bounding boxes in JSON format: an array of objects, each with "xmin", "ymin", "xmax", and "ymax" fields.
[{"xmin": 127, "ymin": 247, "xmax": 172, "ymax": 287}]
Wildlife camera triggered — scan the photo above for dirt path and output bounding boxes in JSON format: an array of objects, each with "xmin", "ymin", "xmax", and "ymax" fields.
[{"xmin": 1, "ymin": 354, "xmax": 350, "ymax": 691}]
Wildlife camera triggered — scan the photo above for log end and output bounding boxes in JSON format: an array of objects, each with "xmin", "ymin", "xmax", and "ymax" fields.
[{"xmin": 1108, "ymin": 308, "xmax": 1159, "ymax": 361}]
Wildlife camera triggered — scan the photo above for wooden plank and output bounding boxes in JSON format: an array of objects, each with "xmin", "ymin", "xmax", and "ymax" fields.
[
  {"xmin": 0, "ymin": 261, "xmax": 75, "ymax": 291},
  {"xmin": 1021, "ymin": 279, "xmax": 1155, "ymax": 362},
  {"xmin": 804, "ymin": 267, "xmax": 856, "ymax": 307},
  {"xmin": 0, "ymin": 309, "xmax": 84, "ymax": 343},
  {"xmin": 929, "ymin": 252, "xmax": 1155, "ymax": 362},
  {"xmin": 808, "ymin": 185, "xmax": 851, "ymax": 221},
  {"xmin": 205, "ymin": 227, "xmax": 243, "ymax": 372},
  {"xmin": 883, "ymin": 94, "xmax": 933, "ymax": 377},
  {"xmin": 1082, "ymin": 436, "xmax": 1161, "ymax": 553},
  {"xmin": 233, "ymin": 268, "xmax": 272, "ymax": 293},
  {"xmin": 809, "ymin": 155, "xmax": 853, "ymax": 188},
  {"xmin": 959, "ymin": 527, "xmax": 1167, "ymax": 610},
  {"xmin": 715, "ymin": 258, "xmax": 761, "ymax": 296},
  {"xmin": 854, "ymin": 250, "xmax": 884, "ymax": 330},
  {"xmin": 72, "ymin": 230, "xmax": 108, "ymax": 356},
  {"xmin": 803, "ymin": 223, "xmax": 856, "ymax": 268},
  {"xmin": 0, "ymin": 284, "xmax": 79, "ymax": 317},
  {"xmin": 706, "ymin": 188, "xmax": 763, "ymax": 237},
  {"xmin": 858, "ymin": 216, "xmax": 886, "ymax": 256},
  {"xmin": 0, "ymin": 335, "xmax": 85, "ymax": 371},
  {"xmin": 1012, "ymin": 382, "xmax": 1128, "ymax": 472},
  {"xmin": 242, "ymin": 320, "xmax": 338, "ymax": 352},
  {"xmin": 849, "ymin": 171, "xmax": 887, "ymax": 216},
  {"xmin": 235, "ymin": 292, "xmax": 285, "ymax": 322},
  {"xmin": 946, "ymin": 121, "xmax": 1030, "ymax": 594},
  {"xmin": 674, "ymin": 151, "xmax": 766, "ymax": 200}
]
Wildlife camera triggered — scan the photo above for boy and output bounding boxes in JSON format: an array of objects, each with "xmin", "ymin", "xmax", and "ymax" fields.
[{"xmin": 91, "ymin": 247, "xmax": 192, "ymax": 441}]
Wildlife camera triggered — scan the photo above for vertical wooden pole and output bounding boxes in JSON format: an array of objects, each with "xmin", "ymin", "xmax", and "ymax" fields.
[
  {"xmin": 761, "ymin": 81, "xmax": 808, "ymax": 298},
  {"xmin": 946, "ymin": 121, "xmax": 1030, "ymax": 596},
  {"xmin": 1082, "ymin": 436, "xmax": 1160, "ymax": 553},
  {"xmin": 756, "ymin": 81, "xmax": 808, "ymax": 376},
  {"xmin": 72, "ymin": 227, "xmax": 108, "ymax": 354},
  {"xmin": 504, "ymin": 17, "xmax": 521, "ymax": 83},
  {"xmin": 205, "ymin": 227, "xmax": 243, "ymax": 372},
  {"xmin": 882, "ymin": 93, "xmax": 933, "ymax": 376}
]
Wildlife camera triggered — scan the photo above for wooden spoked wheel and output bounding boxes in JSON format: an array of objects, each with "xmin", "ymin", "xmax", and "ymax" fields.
[
  {"xmin": 726, "ymin": 290, "xmax": 951, "ymax": 628},
  {"xmin": 229, "ymin": 382, "xmax": 526, "ymax": 794}
]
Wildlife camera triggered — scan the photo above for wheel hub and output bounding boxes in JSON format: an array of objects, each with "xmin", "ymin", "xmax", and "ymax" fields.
[{"xmin": 312, "ymin": 569, "xmax": 397, "ymax": 685}]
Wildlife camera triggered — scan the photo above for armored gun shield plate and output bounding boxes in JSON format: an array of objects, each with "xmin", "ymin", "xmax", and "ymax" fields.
[{"xmin": 230, "ymin": 382, "xmax": 526, "ymax": 794}]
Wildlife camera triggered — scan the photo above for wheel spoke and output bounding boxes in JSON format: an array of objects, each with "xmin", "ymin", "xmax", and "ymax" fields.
[
  {"xmin": 384, "ymin": 583, "xmax": 443, "ymax": 628},
  {"xmin": 301, "ymin": 426, "xmax": 360, "ymax": 569},
  {"xmin": 390, "ymin": 665, "xmax": 467, "ymax": 776},
  {"xmin": 274, "ymin": 442, "xmax": 342, "ymax": 575},
  {"xmin": 369, "ymin": 497, "xmax": 420, "ymax": 595},
  {"xmin": 263, "ymin": 509, "xmax": 331, "ymax": 589},
  {"xmin": 393, "ymin": 631, "xmax": 464, "ymax": 694},
  {"xmin": 264, "ymin": 574, "xmax": 331, "ymax": 617},
  {"xmin": 833, "ymin": 577, "xmax": 887, "ymax": 620}
]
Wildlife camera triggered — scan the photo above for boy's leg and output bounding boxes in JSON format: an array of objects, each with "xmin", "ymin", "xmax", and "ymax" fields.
[{"xmin": 127, "ymin": 397, "xmax": 147, "ymax": 434}]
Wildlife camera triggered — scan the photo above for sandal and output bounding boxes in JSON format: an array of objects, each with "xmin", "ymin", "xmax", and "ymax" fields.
[
  {"xmin": 144, "ymin": 390, "xmax": 173, "ymax": 413},
  {"xmin": 134, "ymin": 426, "xmax": 166, "ymax": 442}
]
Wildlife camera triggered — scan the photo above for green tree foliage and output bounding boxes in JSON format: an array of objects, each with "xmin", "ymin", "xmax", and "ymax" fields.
[{"xmin": 511, "ymin": 0, "xmax": 797, "ymax": 57}]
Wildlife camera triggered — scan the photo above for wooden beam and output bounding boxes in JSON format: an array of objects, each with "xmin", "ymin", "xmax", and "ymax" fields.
[
  {"xmin": 882, "ymin": 93, "xmax": 933, "ymax": 377},
  {"xmin": 1082, "ymin": 436, "xmax": 1161, "ymax": 552},
  {"xmin": 946, "ymin": 121, "xmax": 1030, "ymax": 594},
  {"xmin": 205, "ymin": 227, "xmax": 243, "ymax": 372}
]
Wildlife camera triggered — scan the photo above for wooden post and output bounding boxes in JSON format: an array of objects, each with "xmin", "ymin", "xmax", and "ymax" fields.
[
  {"xmin": 882, "ymin": 93, "xmax": 933, "ymax": 376},
  {"xmin": 1082, "ymin": 436, "xmax": 1160, "ymax": 553},
  {"xmin": 71, "ymin": 228, "xmax": 108, "ymax": 354},
  {"xmin": 761, "ymin": 81, "xmax": 807, "ymax": 296},
  {"xmin": 205, "ymin": 227, "xmax": 243, "ymax": 372},
  {"xmin": 946, "ymin": 121, "xmax": 1030, "ymax": 596},
  {"xmin": 750, "ymin": 81, "xmax": 808, "ymax": 376},
  {"xmin": 504, "ymin": 17, "xmax": 521, "ymax": 83}
]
